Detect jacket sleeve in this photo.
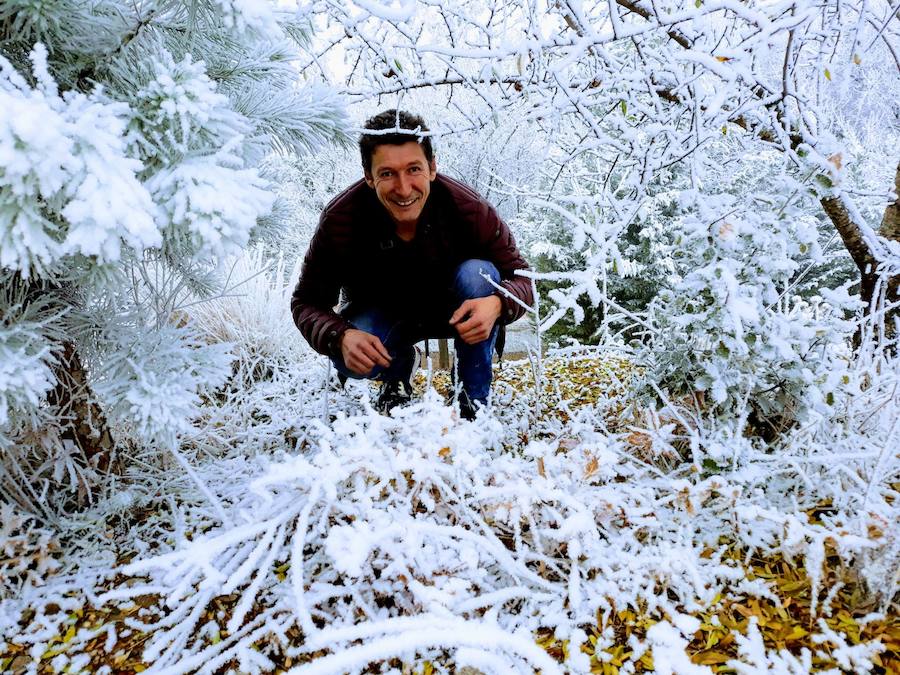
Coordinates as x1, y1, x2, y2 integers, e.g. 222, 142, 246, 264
476, 202, 534, 324
290, 214, 353, 356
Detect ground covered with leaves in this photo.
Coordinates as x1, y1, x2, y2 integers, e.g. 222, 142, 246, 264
2, 352, 897, 674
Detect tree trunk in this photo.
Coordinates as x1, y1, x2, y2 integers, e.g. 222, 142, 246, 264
45, 341, 116, 472
880, 162, 900, 317
821, 161, 900, 345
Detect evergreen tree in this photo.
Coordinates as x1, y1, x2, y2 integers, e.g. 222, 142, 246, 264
0, 0, 349, 518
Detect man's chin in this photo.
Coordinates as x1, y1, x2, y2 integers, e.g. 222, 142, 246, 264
389, 208, 422, 227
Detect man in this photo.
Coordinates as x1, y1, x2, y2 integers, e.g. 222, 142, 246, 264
291, 110, 533, 419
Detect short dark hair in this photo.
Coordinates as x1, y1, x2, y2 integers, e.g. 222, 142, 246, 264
359, 109, 434, 174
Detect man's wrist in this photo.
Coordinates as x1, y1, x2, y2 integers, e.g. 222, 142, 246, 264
329, 325, 349, 356
489, 293, 503, 319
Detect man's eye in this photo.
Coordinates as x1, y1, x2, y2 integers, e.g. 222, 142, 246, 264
380, 171, 393, 178
409, 166, 421, 173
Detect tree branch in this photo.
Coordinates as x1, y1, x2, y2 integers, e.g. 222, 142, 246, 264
820, 195, 876, 276
880, 161, 900, 242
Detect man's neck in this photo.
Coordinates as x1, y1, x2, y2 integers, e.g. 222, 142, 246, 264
395, 222, 416, 242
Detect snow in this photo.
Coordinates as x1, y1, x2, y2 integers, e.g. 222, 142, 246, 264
2, 0, 899, 672
0, 46, 160, 276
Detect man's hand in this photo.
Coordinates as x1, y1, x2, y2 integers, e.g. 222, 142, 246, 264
340, 328, 392, 375
449, 295, 503, 345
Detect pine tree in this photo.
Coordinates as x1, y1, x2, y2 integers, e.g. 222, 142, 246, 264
0, 0, 349, 517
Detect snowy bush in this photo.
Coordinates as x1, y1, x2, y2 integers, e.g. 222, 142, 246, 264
89, 324, 234, 447
187, 249, 304, 378
0, 45, 159, 277
636, 188, 858, 429
99, 398, 736, 671
0, 0, 348, 517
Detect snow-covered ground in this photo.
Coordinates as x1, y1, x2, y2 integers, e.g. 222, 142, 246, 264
2, 0, 899, 672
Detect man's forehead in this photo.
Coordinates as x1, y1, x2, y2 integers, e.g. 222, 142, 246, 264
370, 142, 430, 166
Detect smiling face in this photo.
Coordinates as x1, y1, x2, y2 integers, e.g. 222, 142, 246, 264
365, 141, 437, 230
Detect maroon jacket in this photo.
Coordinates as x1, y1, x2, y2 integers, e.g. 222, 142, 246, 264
291, 174, 533, 356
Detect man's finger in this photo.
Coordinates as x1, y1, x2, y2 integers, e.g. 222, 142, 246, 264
457, 324, 477, 342
363, 344, 391, 368
461, 332, 483, 345
351, 353, 374, 375
449, 300, 473, 325
369, 337, 392, 363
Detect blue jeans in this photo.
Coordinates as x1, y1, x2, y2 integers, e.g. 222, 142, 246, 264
331, 259, 501, 404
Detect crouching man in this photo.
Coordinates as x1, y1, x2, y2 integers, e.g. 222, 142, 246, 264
290, 110, 533, 419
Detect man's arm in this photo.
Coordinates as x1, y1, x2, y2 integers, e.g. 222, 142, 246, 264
476, 203, 534, 324
290, 216, 353, 356
449, 295, 502, 345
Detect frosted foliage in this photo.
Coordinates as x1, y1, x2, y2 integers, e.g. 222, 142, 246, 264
82, 379, 894, 672
148, 148, 274, 260
91, 325, 234, 445
0, 282, 63, 443
110, 401, 742, 671
0, 503, 60, 595
0, 45, 160, 276
130, 51, 250, 164
187, 249, 304, 376
636, 188, 853, 422
0, 322, 55, 429
214, 0, 280, 35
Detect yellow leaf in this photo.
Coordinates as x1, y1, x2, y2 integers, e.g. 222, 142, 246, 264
438, 446, 451, 458
824, 68, 831, 80
788, 625, 809, 640
41, 645, 66, 660
696, 650, 732, 665
715, 55, 730, 62
584, 455, 599, 479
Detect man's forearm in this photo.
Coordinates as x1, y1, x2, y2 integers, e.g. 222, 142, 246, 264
290, 297, 352, 356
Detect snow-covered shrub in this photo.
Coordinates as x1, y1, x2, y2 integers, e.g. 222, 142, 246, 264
90, 397, 755, 672
89, 324, 234, 447
0, 0, 348, 516
186, 249, 304, 381
0, 46, 159, 277
635, 187, 857, 431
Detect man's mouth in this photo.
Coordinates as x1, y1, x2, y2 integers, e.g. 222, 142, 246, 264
392, 196, 419, 208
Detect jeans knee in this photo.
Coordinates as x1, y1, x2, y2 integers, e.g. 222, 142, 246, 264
453, 259, 500, 299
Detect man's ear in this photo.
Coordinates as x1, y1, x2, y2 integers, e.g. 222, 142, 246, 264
364, 171, 375, 188
429, 158, 437, 180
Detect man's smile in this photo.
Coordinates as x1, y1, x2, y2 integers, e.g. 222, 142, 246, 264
392, 196, 420, 207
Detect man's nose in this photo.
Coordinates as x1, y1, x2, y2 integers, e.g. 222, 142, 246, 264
395, 174, 412, 195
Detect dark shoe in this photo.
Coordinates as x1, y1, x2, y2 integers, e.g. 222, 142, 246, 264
444, 386, 482, 421
375, 378, 413, 412
374, 346, 420, 413
457, 389, 478, 421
